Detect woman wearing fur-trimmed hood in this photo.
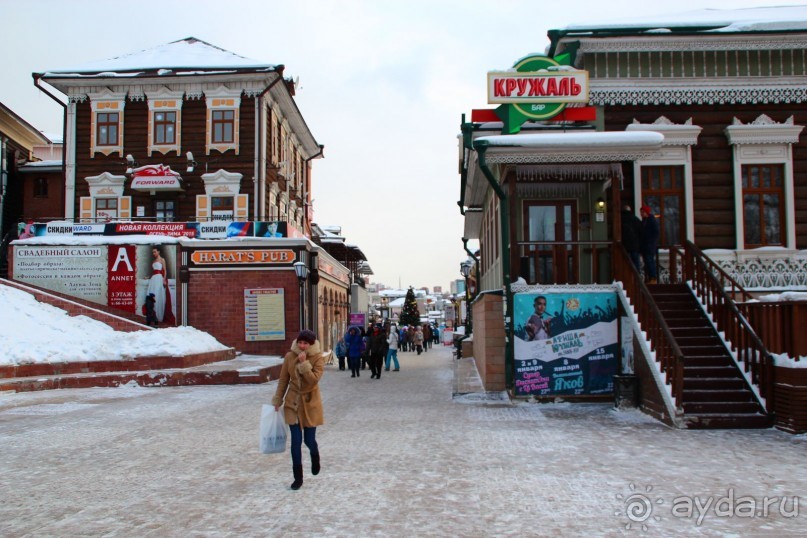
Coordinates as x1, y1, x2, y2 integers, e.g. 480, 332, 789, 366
272, 330, 325, 490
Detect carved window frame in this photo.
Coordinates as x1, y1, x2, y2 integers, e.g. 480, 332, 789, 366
626, 117, 701, 244
147, 88, 184, 157
725, 115, 804, 250
205, 86, 241, 155
88, 89, 127, 157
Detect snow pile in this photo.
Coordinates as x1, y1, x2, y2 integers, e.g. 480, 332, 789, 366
773, 353, 807, 369
756, 291, 807, 302
0, 284, 228, 366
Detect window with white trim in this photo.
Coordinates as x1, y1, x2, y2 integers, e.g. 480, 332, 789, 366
205, 86, 241, 155
146, 89, 184, 156
88, 89, 126, 157
724, 115, 803, 250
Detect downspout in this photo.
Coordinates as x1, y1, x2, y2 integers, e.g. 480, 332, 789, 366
474, 140, 514, 390
33, 74, 69, 218
304, 144, 325, 235
255, 67, 285, 220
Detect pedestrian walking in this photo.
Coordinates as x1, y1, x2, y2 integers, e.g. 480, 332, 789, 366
335, 337, 347, 371
414, 326, 424, 355
422, 324, 432, 351
407, 326, 416, 352
361, 327, 369, 370
368, 324, 387, 379
640, 204, 660, 284
621, 204, 643, 271
344, 326, 364, 378
386, 325, 400, 371
399, 326, 408, 353
271, 330, 324, 491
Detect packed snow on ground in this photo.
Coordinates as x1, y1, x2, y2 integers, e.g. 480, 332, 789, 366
0, 284, 228, 365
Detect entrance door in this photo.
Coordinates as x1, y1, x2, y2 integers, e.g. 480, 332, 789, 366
523, 201, 578, 284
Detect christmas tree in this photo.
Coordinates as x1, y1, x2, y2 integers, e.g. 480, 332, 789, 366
399, 287, 421, 326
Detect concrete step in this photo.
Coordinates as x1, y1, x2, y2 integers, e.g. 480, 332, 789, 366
0, 355, 282, 393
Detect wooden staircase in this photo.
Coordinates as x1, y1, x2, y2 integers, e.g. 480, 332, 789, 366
648, 283, 772, 429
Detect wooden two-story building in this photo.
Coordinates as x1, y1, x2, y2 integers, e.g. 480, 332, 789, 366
34, 36, 322, 232
461, 6, 807, 431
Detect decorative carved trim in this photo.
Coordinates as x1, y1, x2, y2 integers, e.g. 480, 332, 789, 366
516, 182, 587, 198
576, 37, 807, 53
590, 84, 807, 106
659, 250, 807, 289
516, 163, 620, 182
626, 117, 702, 146
200, 169, 243, 196
725, 115, 804, 145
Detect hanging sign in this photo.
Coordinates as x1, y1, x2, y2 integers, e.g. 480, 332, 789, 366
130, 164, 183, 191
487, 53, 589, 134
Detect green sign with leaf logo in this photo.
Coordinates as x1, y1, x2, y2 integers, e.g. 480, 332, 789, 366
487, 52, 587, 134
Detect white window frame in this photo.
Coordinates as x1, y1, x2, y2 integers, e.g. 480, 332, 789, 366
205, 86, 241, 155
88, 89, 127, 157
626, 117, 701, 244
146, 88, 184, 156
724, 115, 803, 250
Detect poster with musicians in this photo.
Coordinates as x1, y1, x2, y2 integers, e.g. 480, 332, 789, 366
513, 291, 618, 397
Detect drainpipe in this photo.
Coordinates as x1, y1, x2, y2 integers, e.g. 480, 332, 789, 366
304, 144, 325, 235
255, 67, 285, 220
33, 74, 68, 218
474, 140, 515, 390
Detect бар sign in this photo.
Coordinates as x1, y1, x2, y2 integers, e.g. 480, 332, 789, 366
487, 53, 589, 134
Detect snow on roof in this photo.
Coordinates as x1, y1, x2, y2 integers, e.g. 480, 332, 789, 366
475, 131, 664, 149
42, 37, 277, 76
40, 132, 63, 144
560, 6, 807, 34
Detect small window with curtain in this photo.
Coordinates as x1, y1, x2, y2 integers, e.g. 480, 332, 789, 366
95, 198, 118, 221
742, 164, 784, 247
154, 111, 176, 145
97, 112, 119, 146
155, 200, 176, 222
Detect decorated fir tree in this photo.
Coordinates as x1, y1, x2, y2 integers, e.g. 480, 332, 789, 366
399, 287, 421, 326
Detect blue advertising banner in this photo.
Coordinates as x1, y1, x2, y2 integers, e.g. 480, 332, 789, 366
513, 291, 618, 397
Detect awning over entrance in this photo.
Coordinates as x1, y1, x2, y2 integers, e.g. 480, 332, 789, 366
129, 164, 183, 191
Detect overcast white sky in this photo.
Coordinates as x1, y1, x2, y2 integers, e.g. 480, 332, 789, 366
2, 0, 802, 291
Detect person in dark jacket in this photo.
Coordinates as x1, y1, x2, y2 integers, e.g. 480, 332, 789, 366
367, 324, 387, 379
344, 326, 364, 378
621, 204, 643, 271
640, 204, 660, 283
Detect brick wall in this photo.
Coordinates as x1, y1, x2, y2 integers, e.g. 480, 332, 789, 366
186, 269, 300, 355
471, 292, 506, 391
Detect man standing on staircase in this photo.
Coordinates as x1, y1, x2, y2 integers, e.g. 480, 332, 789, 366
640, 205, 660, 284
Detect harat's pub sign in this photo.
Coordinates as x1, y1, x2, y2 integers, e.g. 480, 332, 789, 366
487, 53, 589, 133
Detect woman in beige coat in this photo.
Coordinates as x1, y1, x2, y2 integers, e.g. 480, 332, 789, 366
272, 330, 325, 490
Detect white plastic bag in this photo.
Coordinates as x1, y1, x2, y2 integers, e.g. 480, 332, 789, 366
259, 404, 287, 454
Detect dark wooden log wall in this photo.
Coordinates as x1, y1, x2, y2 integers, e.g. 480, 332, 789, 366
605, 104, 807, 250
74, 95, 257, 221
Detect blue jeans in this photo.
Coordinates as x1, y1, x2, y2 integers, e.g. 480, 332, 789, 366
289, 423, 318, 467
385, 349, 399, 370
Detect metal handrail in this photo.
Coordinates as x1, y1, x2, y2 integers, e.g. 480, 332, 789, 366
673, 241, 775, 413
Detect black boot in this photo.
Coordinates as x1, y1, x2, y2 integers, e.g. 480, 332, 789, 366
291, 464, 303, 490
311, 451, 320, 475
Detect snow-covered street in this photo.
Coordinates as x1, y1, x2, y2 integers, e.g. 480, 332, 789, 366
1, 343, 805, 537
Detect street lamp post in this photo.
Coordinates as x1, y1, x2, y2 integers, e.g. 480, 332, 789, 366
460, 260, 473, 334
293, 261, 309, 330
